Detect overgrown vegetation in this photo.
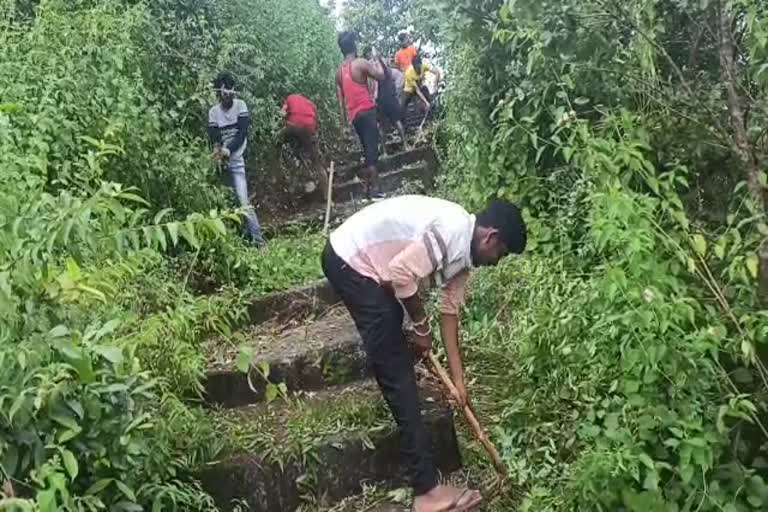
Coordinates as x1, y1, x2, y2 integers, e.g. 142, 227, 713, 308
5, 0, 768, 509
432, 0, 768, 510
0, 0, 335, 509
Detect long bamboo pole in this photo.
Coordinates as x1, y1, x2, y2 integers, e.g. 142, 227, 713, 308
323, 161, 335, 236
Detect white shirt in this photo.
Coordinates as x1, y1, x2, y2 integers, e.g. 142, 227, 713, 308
208, 99, 249, 168
330, 195, 475, 313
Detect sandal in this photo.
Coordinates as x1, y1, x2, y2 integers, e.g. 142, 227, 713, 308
411, 489, 483, 512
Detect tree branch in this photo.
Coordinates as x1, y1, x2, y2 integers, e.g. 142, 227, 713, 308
719, 0, 768, 300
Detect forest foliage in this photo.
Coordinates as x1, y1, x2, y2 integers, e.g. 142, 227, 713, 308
0, 0, 336, 509
432, 0, 768, 510
4, 0, 768, 510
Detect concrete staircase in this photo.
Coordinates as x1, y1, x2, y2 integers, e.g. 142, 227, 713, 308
198, 138, 466, 511
198, 287, 462, 511
264, 145, 440, 237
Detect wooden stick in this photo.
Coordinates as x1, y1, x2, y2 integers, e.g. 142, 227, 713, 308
323, 161, 335, 236
427, 353, 508, 477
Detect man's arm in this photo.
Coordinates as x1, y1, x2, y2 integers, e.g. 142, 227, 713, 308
225, 113, 249, 154
439, 269, 470, 406
389, 240, 439, 355
207, 108, 222, 146
336, 72, 347, 123
207, 124, 222, 145
364, 59, 386, 82
415, 86, 430, 109
440, 314, 465, 401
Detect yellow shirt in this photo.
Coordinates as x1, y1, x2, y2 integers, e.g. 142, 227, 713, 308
403, 61, 432, 93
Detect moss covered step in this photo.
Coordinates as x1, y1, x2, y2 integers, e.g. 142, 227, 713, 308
265, 184, 423, 237
335, 146, 439, 183
339, 140, 405, 166
203, 311, 369, 408
262, 195, 366, 237
246, 278, 338, 326
200, 379, 462, 512
333, 164, 433, 204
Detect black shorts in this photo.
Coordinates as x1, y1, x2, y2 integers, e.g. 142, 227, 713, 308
378, 94, 404, 124
352, 109, 379, 166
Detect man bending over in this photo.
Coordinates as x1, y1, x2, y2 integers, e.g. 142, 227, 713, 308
321, 195, 527, 512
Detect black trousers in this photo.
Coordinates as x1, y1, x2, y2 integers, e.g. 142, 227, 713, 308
352, 108, 379, 166
321, 242, 438, 495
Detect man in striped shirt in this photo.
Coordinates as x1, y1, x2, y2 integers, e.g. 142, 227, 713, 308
321, 195, 527, 511
208, 71, 266, 246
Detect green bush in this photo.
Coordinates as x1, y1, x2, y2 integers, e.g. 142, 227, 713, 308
0, 0, 342, 507
431, 0, 768, 509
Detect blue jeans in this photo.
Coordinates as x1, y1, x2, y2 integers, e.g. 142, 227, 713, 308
226, 165, 265, 245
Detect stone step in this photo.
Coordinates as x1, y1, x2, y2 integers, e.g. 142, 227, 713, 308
333, 164, 432, 204
262, 196, 366, 238
265, 185, 418, 238
203, 312, 368, 408
246, 279, 338, 326
340, 140, 405, 165
262, 147, 440, 236
336, 146, 439, 183
199, 379, 462, 512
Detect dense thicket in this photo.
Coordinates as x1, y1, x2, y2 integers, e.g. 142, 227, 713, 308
0, 0, 337, 509
433, 0, 768, 509
5, 0, 768, 509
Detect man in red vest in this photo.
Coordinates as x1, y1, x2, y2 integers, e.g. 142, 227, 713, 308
336, 31, 385, 199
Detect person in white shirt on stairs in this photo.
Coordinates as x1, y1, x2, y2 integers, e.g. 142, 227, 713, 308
322, 195, 527, 512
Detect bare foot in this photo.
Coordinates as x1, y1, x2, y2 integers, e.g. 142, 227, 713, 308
413, 485, 482, 512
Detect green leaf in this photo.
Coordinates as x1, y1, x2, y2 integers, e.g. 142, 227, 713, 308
154, 225, 167, 252
265, 383, 278, 403
93, 345, 124, 365
638, 453, 654, 469
715, 239, 725, 259
236, 346, 253, 373
167, 222, 180, 246
211, 218, 227, 235
115, 480, 137, 502
48, 325, 70, 338
153, 208, 173, 224
180, 222, 199, 248
77, 284, 106, 302
693, 234, 707, 257
52, 414, 80, 431
58, 429, 80, 443
680, 463, 694, 484
747, 254, 759, 279
118, 192, 150, 206
61, 449, 78, 481
66, 258, 82, 280
85, 478, 113, 495
642, 469, 658, 491
36, 489, 56, 512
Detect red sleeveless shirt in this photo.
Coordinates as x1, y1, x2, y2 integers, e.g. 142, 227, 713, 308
340, 60, 374, 123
